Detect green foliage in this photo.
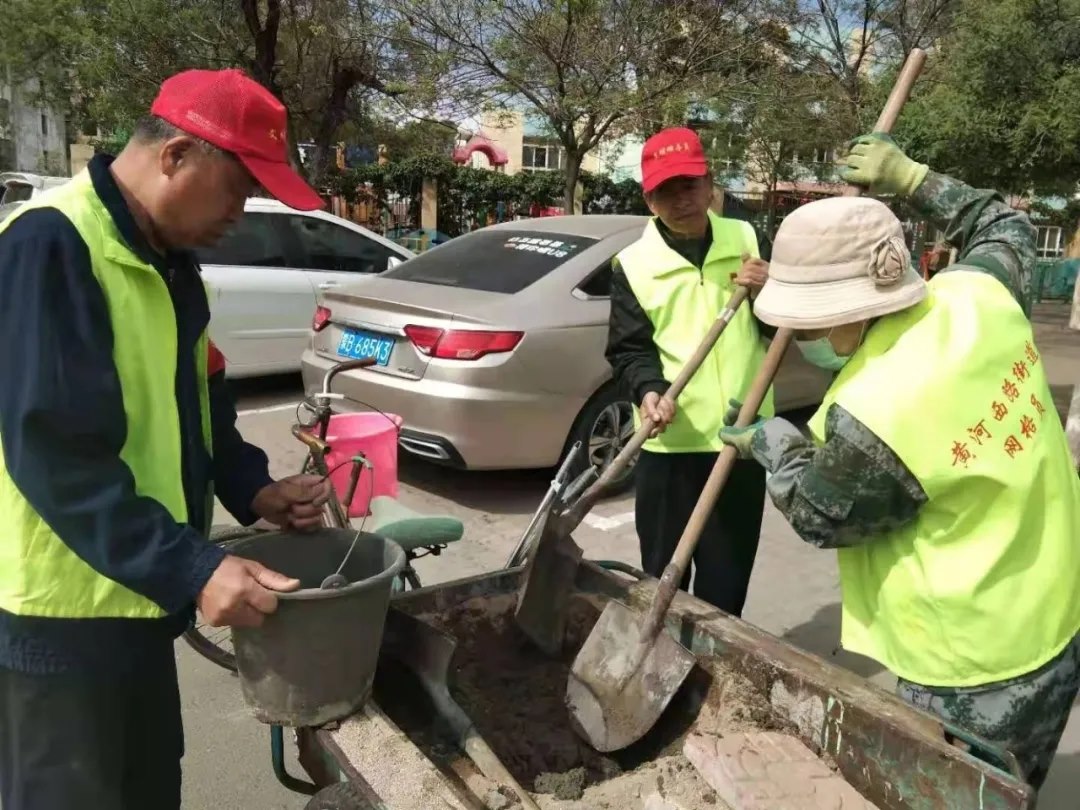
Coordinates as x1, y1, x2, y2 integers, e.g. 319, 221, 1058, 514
1, 0, 425, 182
699, 67, 854, 193
2, 0, 245, 132
891, 0, 1080, 195
392, 0, 772, 212
90, 129, 133, 157
329, 157, 646, 235
581, 174, 650, 216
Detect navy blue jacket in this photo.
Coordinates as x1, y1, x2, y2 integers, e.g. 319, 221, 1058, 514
0, 155, 273, 673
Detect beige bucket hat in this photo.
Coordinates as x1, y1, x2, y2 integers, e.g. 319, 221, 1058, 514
754, 196, 927, 330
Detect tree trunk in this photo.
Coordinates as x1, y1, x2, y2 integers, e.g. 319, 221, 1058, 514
240, 0, 283, 100
307, 66, 361, 189
565, 155, 583, 215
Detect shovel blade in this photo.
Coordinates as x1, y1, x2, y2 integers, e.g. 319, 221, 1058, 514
514, 523, 583, 656
566, 600, 695, 752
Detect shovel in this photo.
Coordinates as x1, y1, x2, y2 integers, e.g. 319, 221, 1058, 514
515, 285, 753, 655
566, 330, 791, 752
565, 48, 928, 753
504, 441, 582, 569
382, 609, 542, 810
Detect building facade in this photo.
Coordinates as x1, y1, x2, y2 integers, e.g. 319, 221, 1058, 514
0, 73, 68, 175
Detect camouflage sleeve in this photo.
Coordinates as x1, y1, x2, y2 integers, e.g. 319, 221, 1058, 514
747, 405, 928, 549
909, 171, 1035, 308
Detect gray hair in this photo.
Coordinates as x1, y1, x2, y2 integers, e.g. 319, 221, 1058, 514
132, 115, 223, 155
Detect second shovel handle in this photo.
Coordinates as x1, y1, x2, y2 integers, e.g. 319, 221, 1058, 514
641, 328, 794, 641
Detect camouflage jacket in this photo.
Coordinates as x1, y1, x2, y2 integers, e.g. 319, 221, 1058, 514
749, 171, 1036, 549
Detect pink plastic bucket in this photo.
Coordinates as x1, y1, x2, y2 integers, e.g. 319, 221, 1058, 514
323, 412, 403, 517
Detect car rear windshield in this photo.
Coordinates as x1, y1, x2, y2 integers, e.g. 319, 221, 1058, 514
382, 230, 596, 294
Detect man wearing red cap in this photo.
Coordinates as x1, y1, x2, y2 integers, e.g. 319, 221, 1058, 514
606, 127, 772, 616
0, 69, 330, 809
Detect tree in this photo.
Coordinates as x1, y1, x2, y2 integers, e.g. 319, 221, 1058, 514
702, 65, 852, 235
390, 0, 774, 213
889, 0, 1080, 195
1, 0, 416, 186
789, 0, 959, 127
1, 0, 244, 131
272, 0, 415, 186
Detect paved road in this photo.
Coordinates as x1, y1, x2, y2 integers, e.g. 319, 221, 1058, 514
179, 372, 1079, 810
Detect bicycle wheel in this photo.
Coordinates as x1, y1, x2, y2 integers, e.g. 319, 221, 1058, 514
181, 524, 267, 672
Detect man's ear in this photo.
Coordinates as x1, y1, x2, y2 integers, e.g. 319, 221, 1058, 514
159, 136, 199, 177
643, 190, 658, 217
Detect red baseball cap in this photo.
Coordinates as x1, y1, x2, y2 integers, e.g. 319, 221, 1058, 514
640, 127, 709, 193
151, 68, 324, 211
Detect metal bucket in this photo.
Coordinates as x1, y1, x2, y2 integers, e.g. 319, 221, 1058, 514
228, 528, 406, 727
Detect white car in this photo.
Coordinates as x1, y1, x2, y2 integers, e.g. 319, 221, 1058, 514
0, 172, 70, 221
196, 198, 414, 378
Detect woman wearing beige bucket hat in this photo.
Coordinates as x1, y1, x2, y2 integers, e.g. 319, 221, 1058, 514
719, 133, 1080, 789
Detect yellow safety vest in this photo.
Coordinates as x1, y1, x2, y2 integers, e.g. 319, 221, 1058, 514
0, 171, 213, 619
808, 270, 1080, 687
619, 212, 774, 453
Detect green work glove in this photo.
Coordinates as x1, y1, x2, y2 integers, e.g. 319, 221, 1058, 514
840, 133, 929, 198
722, 398, 763, 428
719, 400, 765, 460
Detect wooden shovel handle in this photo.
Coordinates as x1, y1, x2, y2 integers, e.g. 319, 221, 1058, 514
845, 47, 927, 198
638, 328, 794, 642
873, 49, 927, 134
564, 286, 751, 526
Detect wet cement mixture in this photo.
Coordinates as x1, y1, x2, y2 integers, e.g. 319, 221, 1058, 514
374, 593, 790, 809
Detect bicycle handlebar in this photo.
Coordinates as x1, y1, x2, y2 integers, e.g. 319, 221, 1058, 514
292, 425, 331, 456
322, 358, 377, 394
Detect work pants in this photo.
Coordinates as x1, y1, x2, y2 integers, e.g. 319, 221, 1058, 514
0, 643, 183, 810
897, 633, 1080, 789
635, 449, 766, 617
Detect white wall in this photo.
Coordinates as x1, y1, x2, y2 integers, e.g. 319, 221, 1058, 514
1, 75, 68, 174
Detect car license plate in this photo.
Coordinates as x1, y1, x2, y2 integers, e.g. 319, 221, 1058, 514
337, 329, 394, 366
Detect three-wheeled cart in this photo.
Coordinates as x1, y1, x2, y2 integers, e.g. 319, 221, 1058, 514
270, 562, 1035, 810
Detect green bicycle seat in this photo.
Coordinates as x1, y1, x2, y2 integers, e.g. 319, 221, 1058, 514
367, 496, 465, 552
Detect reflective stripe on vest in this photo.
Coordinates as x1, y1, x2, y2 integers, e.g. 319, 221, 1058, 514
0, 171, 213, 619
808, 271, 1080, 687
619, 212, 773, 453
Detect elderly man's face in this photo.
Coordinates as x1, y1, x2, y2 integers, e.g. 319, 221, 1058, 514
644, 175, 713, 237
154, 137, 257, 249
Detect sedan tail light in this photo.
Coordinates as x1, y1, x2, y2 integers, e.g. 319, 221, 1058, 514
403, 325, 524, 360
312, 305, 332, 332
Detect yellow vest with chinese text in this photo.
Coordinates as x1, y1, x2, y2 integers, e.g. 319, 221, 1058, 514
0, 171, 213, 619
619, 213, 774, 453
808, 270, 1080, 687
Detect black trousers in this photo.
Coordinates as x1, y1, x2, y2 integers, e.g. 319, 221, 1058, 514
635, 450, 766, 617
0, 644, 183, 810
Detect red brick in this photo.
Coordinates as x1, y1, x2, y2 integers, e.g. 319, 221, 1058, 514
684, 732, 881, 810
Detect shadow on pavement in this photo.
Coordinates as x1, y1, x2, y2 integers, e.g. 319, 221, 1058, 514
397, 453, 557, 516
781, 602, 887, 681
1039, 751, 1080, 809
